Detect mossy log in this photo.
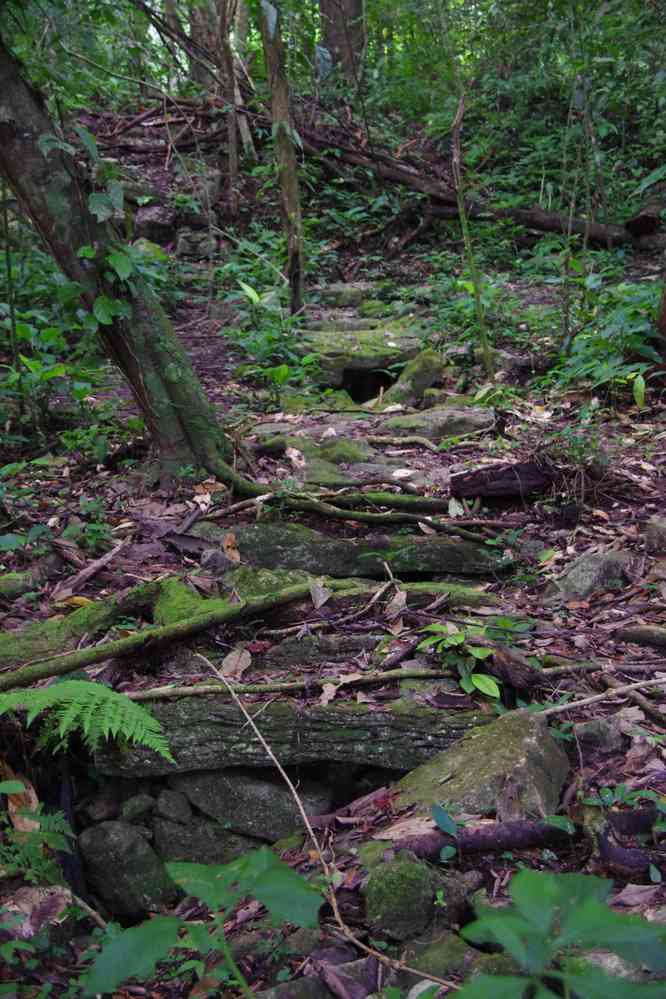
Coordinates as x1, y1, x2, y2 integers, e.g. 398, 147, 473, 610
94, 698, 488, 777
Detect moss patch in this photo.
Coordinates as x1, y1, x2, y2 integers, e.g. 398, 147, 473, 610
364, 855, 435, 940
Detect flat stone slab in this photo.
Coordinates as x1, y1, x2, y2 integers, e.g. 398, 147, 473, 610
193, 522, 513, 578
397, 712, 569, 819
380, 406, 495, 442
301, 326, 424, 385
94, 699, 488, 777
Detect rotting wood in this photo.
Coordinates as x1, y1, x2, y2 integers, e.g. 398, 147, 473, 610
450, 460, 559, 499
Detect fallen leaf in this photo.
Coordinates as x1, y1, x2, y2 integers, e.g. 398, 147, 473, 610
310, 578, 332, 609
387, 618, 405, 636
220, 647, 251, 680
391, 468, 415, 480
320, 683, 338, 706
285, 446, 306, 469
222, 532, 241, 563
384, 589, 407, 620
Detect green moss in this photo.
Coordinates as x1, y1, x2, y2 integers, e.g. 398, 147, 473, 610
364, 855, 435, 940
381, 349, 445, 406
357, 840, 391, 870
272, 832, 306, 853
220, 566, 311, 599
0, 571, 33, 600
153, 578, 206, 625
318, 439, 372, 463
401, 932, 477, 979
359, 298, 389, 318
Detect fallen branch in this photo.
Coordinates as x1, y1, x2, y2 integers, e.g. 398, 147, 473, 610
0, 582, 356, 692
392, 819, 572, 860
541, 677, 666, 717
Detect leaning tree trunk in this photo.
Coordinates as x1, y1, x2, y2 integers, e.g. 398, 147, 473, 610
258, 0, 304, 314
0, 35, 235, 484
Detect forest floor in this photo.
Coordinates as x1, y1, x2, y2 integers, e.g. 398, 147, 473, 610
1, 105, 666, 997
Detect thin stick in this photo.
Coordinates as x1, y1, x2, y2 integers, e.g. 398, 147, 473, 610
541, 677, 666, 717
196, 654, 459, 991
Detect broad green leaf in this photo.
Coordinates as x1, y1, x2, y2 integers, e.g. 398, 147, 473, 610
88, 192, 114, 222
238, 279, 261, 304
74, 125, 99, 162
471, 672, 501, 697
107, 251, 133, 280
0, 534, 26, 551
467, 646, 493, 660
0, 780, 26, 794
235, 848, 322, 927
77, 245, 96, 259
455, 974, 533, 998
633, 373, 646, 410
564, 970, 666, 998
108, 181, 124, 212
542, 815, 575, 835
432, 803, 458, 837
82, 916, 181, 995
93, 296, 115, 325
167, 861, 240, 911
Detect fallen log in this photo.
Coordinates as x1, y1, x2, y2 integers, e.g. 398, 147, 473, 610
450, 460, 559, 499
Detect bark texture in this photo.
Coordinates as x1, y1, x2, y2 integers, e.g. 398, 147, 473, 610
320, 0, 365, 82
258, 1, 304, 313
0, 35, 231, 478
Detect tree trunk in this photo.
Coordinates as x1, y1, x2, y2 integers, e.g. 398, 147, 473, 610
218, 0, 240, 215
258, 0, 304, 314
0, 35, 232, 483
319, 0, 365, 83
189, 0, 218, 86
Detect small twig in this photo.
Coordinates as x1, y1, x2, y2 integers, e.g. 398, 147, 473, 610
194, 654, 459, 992
541, 677, 666, 717
601, 673, 666, 723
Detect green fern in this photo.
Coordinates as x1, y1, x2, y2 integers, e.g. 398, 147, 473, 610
0, 680, 174, 761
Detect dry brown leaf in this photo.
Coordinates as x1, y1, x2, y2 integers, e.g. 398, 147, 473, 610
222, 532, 241, 563
338, 672, 365, 686
384, 589, 407, 620
387, 618, 405, 636
377, 815, 435, 840
285, 446, 306, 469
310, 578, 332, 609
8, 776, 40, 835
220, 647, 251, 680
418, 521, 436, 535
319, 683, 338, 706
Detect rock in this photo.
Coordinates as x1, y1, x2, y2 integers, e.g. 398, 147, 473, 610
170, 769, 333, 840
359, 298, 390, 318
263, 633, 383, 670
377, 349, 446, 407
398, 930, 479, 986
121, 793, 156, 822
573, 716, 625, 753
254, 978, 331, 999
546, 550, 634, 603
134, 204, 176, 242
156, 789, 192, 824
381, 405, 495, 442
153, 817, 256, 864
301, 323, 424, 388
313, 282, 379, 307
193, 521, 513, 579
645, 515, 666, 554
175, 229, 220, 259
94, 699, 487, 777
397, 712, 569, 819
79, 821, 176, 917
364, 854, 435, 940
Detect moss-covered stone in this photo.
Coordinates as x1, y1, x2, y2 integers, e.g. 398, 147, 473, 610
193, 521, 512, 579
359, 298, 389, 318
379, 349, 445, 407
399, 930, 478, 982
318, 439, 373, 463
357, 840, 391, 869
0, 571, 34, 600
153, 578, 207, 624
364, 854, 435, 940
313, 281, 379, 307
219, 566, 311, 599
301, 324, 425, 387
0, 581, 160, 669
382, 406, 494, 442
397, 712, 569, 819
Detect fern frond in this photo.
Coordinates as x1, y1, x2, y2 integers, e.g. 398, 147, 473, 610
0, 681, 174, 762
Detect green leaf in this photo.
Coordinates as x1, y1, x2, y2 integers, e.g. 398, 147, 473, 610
633, 373, 646, 410
77, 245, 96, 259
471, 673, 501, 698
93, 296, 115, 325
108, 181, 124, 213
88, 193, 114, 222
542, 815, 575, 835
564, 970, 666, 998
439, 845, 457, 862
432, 803, 458, 837
167, 861, 240, 911
634, 164, 666, 196
467, 646, 493, 660
74, 125, 99, 162
238, 279, 261, 304
107, 251, 133, 280
0, 781, 26, 794
455, 974, 534, 998
82, 916, 181, 995
0, 534, 26, 551
236, 848, 322, 926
